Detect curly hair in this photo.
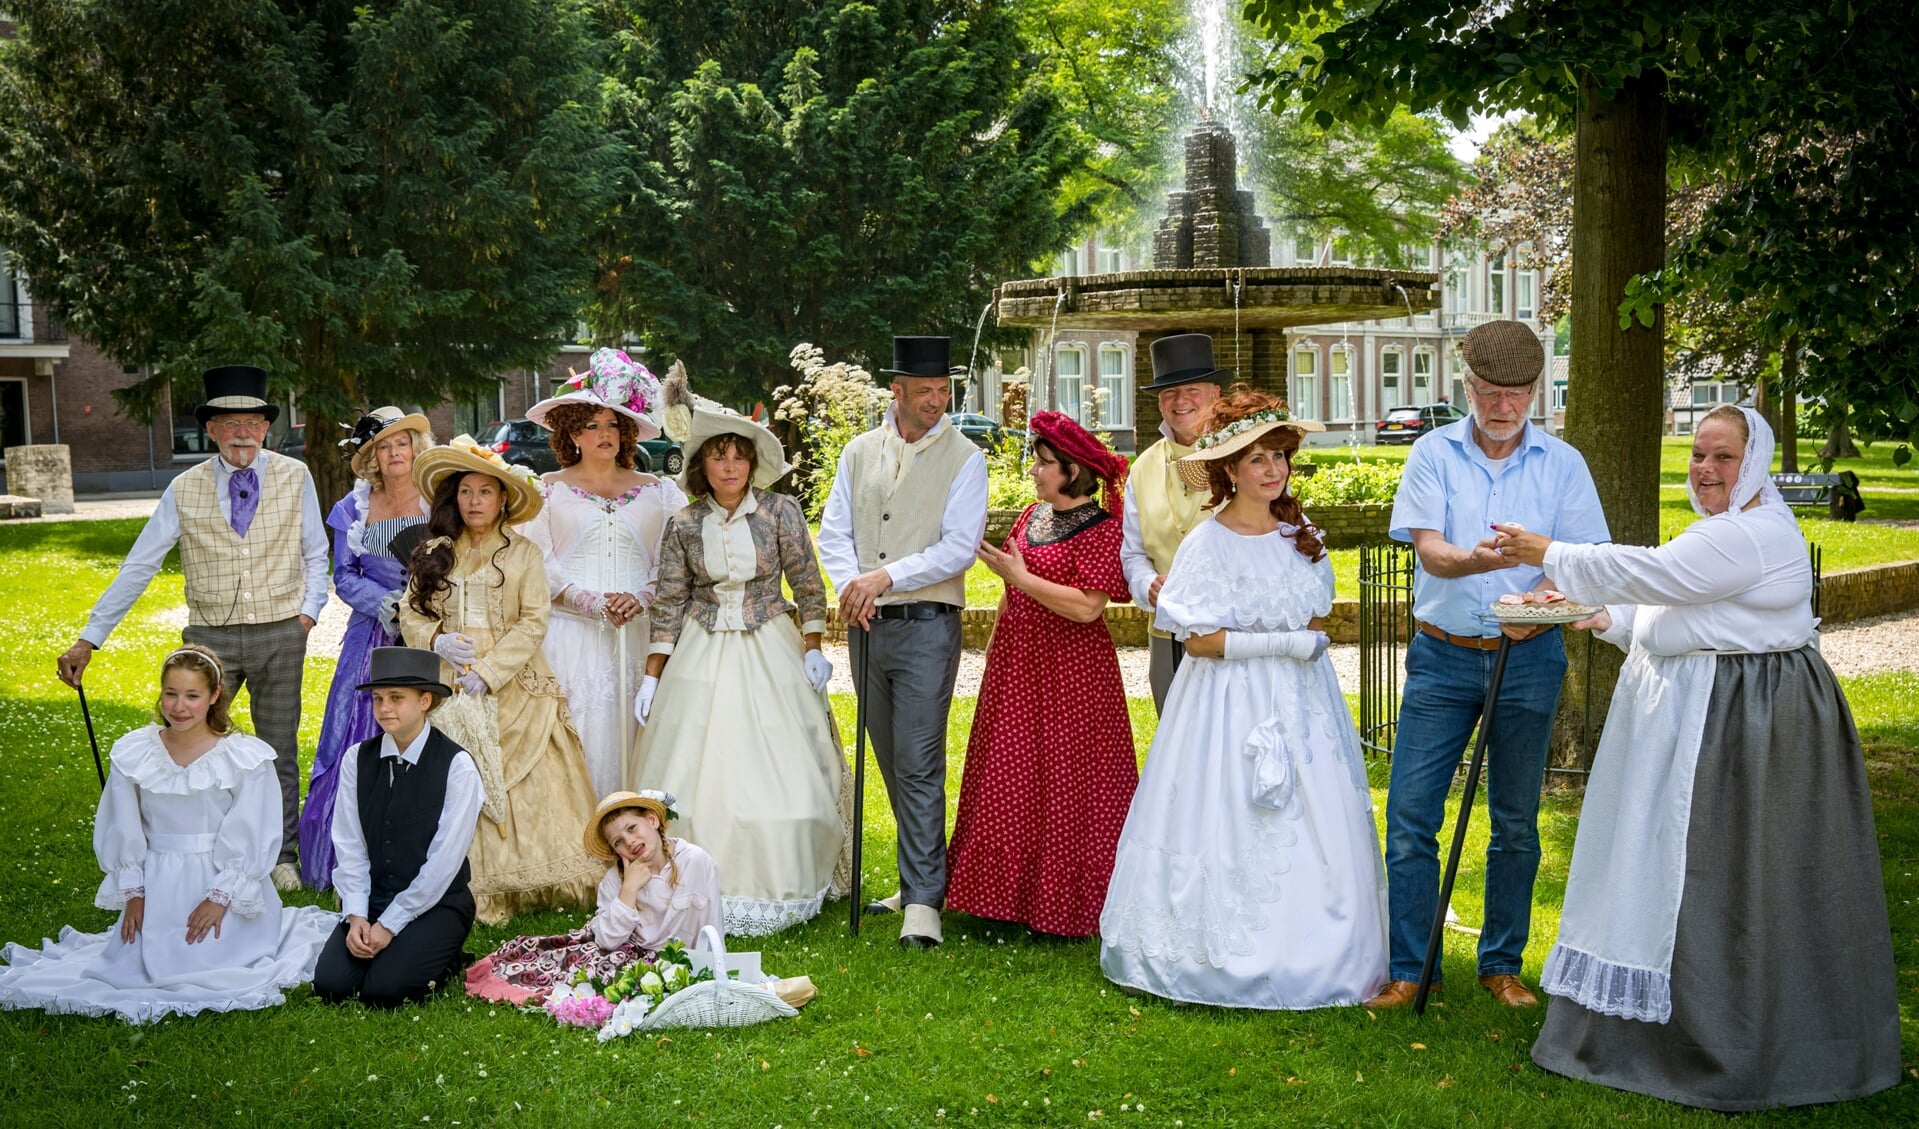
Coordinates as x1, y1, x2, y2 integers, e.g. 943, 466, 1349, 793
544, 402, 639, 469
406, 473, 517, 619
154, 644, 238, 735
1200, 386, 1326, 562
683, 433, 757, 499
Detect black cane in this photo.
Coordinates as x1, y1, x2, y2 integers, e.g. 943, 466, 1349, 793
849, 621, 871, 936
76, 684, 107, 789
1413, 633, 1514, 1015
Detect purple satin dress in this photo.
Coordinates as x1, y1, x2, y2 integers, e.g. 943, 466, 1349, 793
297, 486, 425, 888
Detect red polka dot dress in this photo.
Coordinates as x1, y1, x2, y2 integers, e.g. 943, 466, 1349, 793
946, 501, 1138, 937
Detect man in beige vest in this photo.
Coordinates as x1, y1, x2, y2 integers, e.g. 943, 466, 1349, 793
1120, 333, 1225, 711
817, 336, 987, 949
57, 365, 330, 892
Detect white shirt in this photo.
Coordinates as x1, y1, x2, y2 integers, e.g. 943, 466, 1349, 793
330, 723, 486, 935
815, 408, 989, 593
706, 489, 760, 632
81, 449, 331, 647
1119, 420, 1198, 611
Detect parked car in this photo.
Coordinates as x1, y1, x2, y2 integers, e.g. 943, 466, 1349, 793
486, 418, 682, 475
947, 412, 1024, 451
275, 423, 305, 461
1375, 403, 1466, 445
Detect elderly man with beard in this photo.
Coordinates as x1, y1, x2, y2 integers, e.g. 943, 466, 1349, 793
1364, 322, 1610, 1010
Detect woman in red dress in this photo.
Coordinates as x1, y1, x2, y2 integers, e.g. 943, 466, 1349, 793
947, 412, 1138, 937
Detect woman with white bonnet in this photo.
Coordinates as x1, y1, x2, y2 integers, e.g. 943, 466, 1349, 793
1492, 404, 1898, 1111
521, 348, 686, 796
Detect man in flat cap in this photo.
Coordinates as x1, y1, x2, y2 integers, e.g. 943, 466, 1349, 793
1366, 321, 1609, 1010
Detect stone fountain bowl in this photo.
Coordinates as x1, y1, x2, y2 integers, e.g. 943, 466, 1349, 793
997, 266, 1439, 331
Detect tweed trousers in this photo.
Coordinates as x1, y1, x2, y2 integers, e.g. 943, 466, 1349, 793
183, 616, 308, 865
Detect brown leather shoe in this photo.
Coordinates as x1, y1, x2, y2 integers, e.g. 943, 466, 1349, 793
1478, 974, 1539, 1007
1362, 980, 1435, 1008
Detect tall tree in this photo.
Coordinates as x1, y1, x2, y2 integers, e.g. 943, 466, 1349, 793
585, 0, 1089, 407
0, 0, 621, 504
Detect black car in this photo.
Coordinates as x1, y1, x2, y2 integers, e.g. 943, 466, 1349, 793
486, 419, 682, 475
947, 412, 1024, 451
1375, 403, 1466, 445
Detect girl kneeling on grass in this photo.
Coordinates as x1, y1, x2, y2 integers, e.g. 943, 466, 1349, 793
0, 646, 338, 1023
465, 790, 721, 1003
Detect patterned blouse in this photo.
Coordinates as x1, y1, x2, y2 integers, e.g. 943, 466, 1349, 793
648, 488, 829, 655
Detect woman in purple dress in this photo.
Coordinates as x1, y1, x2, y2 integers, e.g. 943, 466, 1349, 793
297, 408, 435, 888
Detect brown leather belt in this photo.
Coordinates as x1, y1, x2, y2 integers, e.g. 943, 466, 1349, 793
1417, 621, 1504, 652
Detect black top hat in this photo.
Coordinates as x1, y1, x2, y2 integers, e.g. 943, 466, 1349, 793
879, 336, 966, 379
1145, 334, 1229, 390
356, 647, 452, 698
195, 365, 281, 425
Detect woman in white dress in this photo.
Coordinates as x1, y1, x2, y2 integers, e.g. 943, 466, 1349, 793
1099, 389, 1388, 1008
630, 373, 849, 936
522, 348, 685, 796
0, 646, 337, 1023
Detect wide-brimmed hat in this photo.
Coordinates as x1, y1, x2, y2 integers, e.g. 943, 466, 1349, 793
1460, 321, 1546, 388
879, 336, 966, 380
1146, 334, 1229, 390
195, 365, 280, 424
681, 409, 790, 493
1027, 410, 1128, 510
355, 646, 452, 698
528, 348, 664, 440
584, 790, 679, 863
1175, 408, 1324, 491
412, 434, 545, 525
341, 405, 435, 481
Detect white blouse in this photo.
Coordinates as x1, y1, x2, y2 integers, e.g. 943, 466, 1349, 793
589, 839, 723, 950
702, 491, 761, 632
527, 479, 686, 614
1153, 516, 1335, 640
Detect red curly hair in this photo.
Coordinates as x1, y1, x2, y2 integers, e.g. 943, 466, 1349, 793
1201, 386, 1326, 562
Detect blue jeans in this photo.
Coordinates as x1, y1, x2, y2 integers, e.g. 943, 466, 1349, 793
1384, 628, 1565, 982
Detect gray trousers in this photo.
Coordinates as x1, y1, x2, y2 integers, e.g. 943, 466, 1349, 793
847, 613, 962, 909
1147, 633, 1184, 714
184, 617, 308, 865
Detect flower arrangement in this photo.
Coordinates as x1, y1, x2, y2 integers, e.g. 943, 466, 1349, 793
538, 939, 714, 1041
571, 347, 663, 420
1193, 407, 1295, 451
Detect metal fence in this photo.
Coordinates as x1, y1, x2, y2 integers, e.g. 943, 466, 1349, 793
1357, 540, 1417, 759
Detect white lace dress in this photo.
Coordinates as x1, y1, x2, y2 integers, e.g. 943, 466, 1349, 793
524, 478, 686, 796
1098, 516, 1389, 1008
0, 727, 339, 1023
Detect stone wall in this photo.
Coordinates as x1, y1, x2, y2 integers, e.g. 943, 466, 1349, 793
1819, 559, 1919, 625
1309, 503, 1393, 549
1, 444, 74, 513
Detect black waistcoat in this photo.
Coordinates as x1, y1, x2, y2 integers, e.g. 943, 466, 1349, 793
355, 727, 475, 925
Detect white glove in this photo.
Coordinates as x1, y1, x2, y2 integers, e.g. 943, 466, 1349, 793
377, 591, 402, 637
633, 675, 659, 723
563, 586, 606, 620
457, 670, 488, 696
803, 650, 833, 693
433, 632, 477, 667
1223, 629, 1330, 662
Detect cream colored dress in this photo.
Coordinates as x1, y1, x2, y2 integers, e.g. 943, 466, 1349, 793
401, 530, 602, 923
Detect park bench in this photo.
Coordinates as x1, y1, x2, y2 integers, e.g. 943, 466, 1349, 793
1771, 472, 1865, 521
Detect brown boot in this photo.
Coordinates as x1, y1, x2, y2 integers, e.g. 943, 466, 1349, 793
1362, 980, 1434, 1008
1478, 974, 1539, 1007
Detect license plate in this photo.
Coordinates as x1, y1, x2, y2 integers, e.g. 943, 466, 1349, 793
1387, 423, 1404, 430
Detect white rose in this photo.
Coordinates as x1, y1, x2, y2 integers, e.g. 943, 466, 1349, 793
639, 971, 664, 995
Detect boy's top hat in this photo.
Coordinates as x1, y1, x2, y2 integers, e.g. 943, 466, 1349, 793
356, 647, 452, 698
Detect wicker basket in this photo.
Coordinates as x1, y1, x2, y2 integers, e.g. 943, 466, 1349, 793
639, 926, 799, 1031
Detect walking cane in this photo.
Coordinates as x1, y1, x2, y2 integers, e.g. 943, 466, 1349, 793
76, 684, 107, 789
1413, 631, 1514, 1015
849, 621, 871, 936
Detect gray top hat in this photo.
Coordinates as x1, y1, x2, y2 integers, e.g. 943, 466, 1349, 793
356, 647, 452, 698
1146, 334, 1229, 389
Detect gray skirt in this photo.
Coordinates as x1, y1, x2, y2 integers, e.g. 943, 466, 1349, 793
1531, 646, 1901, 1111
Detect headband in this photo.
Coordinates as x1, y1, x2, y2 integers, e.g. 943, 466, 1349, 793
164, 647, 225, 685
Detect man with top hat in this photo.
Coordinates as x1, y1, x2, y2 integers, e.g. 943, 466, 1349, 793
1364, 321, 1610, 1010
314, 646, 483, 1009
57, 365, 329, 892
1119, 333, 1225, 711
816, 335, 987, 949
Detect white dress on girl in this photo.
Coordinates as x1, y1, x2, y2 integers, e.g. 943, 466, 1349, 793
524, 477, 686, 796
0, 727, 339, 1023
1098, 516, 1389, 1008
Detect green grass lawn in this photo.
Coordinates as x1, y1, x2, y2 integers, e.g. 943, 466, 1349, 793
0, 519, 1914, 1125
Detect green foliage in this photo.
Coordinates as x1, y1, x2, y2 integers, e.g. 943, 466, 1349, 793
985, 432, 1033, 511
1291, 459, 1401, 507
587, 0, 1089, 407
771, 343, 887, 521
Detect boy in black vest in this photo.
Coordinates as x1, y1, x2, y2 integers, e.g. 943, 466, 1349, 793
313, 647, 483, 1008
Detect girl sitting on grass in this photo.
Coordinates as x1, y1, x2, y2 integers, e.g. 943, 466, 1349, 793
464, 790, 721, 1004
0, 646, 337, 1023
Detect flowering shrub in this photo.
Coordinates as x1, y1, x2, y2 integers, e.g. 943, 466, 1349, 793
1291, 459, 1403, 508
773, 344, 888, 520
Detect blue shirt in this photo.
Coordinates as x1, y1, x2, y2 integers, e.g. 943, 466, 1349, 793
1389, 418, 1610, 637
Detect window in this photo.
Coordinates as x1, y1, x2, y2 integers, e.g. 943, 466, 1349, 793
1381, 348, 1404, 410
1444, 250, 1471, 315
1552, 381, 1568, 411
1292, 347, 1319, 420
1690, 382, 1731, 407
1096, 344, 1130, 428
1517, 269, 1538, 321
0, 248, 18, 338
453, 383, 506, 439
1097, 247, 1124, 273
1057, 249, 1080, 278
1293, 233, 1318, 266
1329, 346, 1354, 420
1488, 255, 1506, 315
1410, 243, 1435, 271
1412, 349, 1435, 405
0, 379, 28, 453
1055, 345, 1085, 421
1330, 237, 1355, 267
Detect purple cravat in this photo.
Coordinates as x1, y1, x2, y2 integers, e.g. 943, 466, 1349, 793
228, 466, 259, 537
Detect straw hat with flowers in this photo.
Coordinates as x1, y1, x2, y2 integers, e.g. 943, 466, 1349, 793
1175, 406, 1324, 492
411, 434, 545, 524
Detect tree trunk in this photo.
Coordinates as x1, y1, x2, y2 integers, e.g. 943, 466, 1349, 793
303, 415, 357, 536
1553, 71, 1668, 770
1778, 336, 1800, 472
1820, 399, 1862, 461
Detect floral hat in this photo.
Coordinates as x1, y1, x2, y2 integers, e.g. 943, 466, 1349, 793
528, 348, 664, 440
339, 405, 436, 482
411, 434, 545, 524
1174, 406, 1324, 492
585, 790, 679, 862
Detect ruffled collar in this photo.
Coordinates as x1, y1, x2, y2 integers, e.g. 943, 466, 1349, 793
112, 725, 275, 795
346, 478, 431, 557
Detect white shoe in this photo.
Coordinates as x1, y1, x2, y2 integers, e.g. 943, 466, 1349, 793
271, 862, 302, 892
900, 903, 943, 949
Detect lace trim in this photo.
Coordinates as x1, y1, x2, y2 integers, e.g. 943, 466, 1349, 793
1154, 527, 1328, 637
432, 692, 508, 825
1022, 502, 1110, 547
206, 888, 232, 907
122, 887, 145, 902
1540, 943, 1673, 1024
345, 480, 372, 557
722, 888, 832, 937
560, 480, 662, 513
111, 729, 275, 795
1100, 817, 1303, 968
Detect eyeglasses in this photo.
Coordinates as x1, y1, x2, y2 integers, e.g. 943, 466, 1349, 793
1467, 381, 1535, 405
208, 417, 270, 435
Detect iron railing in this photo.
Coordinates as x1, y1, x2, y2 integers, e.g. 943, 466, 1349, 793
1357, 540, 1417, 760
